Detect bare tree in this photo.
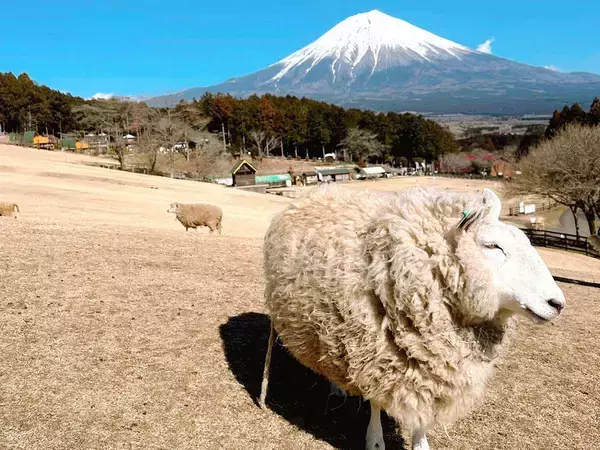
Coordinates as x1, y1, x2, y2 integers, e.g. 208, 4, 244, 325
193, 132, 229, 178
248, 129, 280, 157
111, 130, 127, 170
108, 104, 132, 170
248, 130, 265, 156
338, 127, 386, 162
137, 128, 160, 174
264, 135, 281, 157
504, 124, 600, 236
438, 153, 472, 174
135, 108, 191, 175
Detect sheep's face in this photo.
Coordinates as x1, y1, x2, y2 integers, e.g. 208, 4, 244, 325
457, 189, 566, 323
167, 203, 181, 214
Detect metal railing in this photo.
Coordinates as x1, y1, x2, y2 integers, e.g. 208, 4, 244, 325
520, 228, 600, 259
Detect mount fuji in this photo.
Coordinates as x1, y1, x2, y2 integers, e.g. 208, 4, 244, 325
148, 10, 600, 115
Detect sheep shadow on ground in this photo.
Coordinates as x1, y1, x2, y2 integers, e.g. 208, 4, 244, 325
219, 312, 405, 450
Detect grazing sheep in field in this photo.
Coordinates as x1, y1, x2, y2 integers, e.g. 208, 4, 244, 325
0, 202, 19, 219
260, 185, 565, 450
167, 202, 222, 234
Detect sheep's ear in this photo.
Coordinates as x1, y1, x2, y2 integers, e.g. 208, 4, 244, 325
481, 188, 501, 222
457, 189, 502, 232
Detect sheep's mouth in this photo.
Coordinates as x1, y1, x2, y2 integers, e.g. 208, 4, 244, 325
524, 308, 551, 324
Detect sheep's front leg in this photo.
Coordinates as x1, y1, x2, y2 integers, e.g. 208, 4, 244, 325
365, 402, 385, 450
412, 430, 429, 450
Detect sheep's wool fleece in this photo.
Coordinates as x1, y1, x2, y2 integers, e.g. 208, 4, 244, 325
0, 202, 18, 216
175, 204, 222, 229
263, 185, 516, 432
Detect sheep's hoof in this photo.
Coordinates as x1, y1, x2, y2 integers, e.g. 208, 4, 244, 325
365, 436, 385, 450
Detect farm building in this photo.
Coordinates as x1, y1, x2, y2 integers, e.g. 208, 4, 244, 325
316, 167, 352, 183
59, 133, 77, 150
33, 134, 58, 150
6, 130, 36, 146
8, 133, 23, 145
255, 174, 292, 188
84, 133, 109, 153
75, 140, 90, 151
231, 160, 258, 187
384, 167, 402, 177
23, 131, 36, 146
358, 166, 385, 179
302, 171, 318, 185
9, 131, 58, 150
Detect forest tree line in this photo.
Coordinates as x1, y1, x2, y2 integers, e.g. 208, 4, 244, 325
173, 93, 458, 163
2, 71, 599, 167
0, 72, 84, 133
0, 72, 458, 164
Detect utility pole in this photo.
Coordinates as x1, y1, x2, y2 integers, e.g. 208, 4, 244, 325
280, 139, 284, 158
185, 131, 189, 162
221, 122, 227, 153
28, 106, 32, 130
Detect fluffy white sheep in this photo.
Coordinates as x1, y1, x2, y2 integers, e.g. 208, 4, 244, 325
167, 202, 223, 234
260, 185, 565, 450
0, 202, 19, 219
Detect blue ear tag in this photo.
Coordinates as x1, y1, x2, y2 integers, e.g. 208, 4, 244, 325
457, 209, 471, 229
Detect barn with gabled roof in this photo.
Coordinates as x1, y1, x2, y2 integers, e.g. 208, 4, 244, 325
231, 160, 258, 187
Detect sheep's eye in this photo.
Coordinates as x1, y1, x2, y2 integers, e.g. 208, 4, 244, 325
484, 243, 505, 254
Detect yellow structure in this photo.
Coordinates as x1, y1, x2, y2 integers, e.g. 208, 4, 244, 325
75, 140, 90, 150
33, 135, 49, 146
32, 134, 57, 150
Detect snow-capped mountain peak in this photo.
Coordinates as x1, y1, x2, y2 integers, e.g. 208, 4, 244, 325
148, 10, 600, 115
271, 9, 472, 82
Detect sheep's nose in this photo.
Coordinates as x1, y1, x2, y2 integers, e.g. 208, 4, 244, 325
547, 298, 564, 314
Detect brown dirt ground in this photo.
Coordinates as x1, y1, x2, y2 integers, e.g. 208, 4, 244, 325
1, 144, 599, 450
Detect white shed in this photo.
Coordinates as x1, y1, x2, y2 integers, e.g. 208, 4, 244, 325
359, 166, 386, 179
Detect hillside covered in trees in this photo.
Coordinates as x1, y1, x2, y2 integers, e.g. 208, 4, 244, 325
513, 97, 600, 160
2, 71, 599, 169
0, 72, 84, 134
173, 93, 458, 163
0, 72, 458, 164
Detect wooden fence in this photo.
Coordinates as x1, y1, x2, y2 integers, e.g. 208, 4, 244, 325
520, 228, 600, 259
509, 200, 559, 216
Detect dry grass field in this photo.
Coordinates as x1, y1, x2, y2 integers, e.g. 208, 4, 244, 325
1, 144, 599, 450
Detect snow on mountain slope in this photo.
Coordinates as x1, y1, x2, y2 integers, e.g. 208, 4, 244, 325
147, 10, 600, 114
270, 10, 472, 83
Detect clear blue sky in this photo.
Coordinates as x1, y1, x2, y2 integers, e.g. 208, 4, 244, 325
2, 0, 598, 99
